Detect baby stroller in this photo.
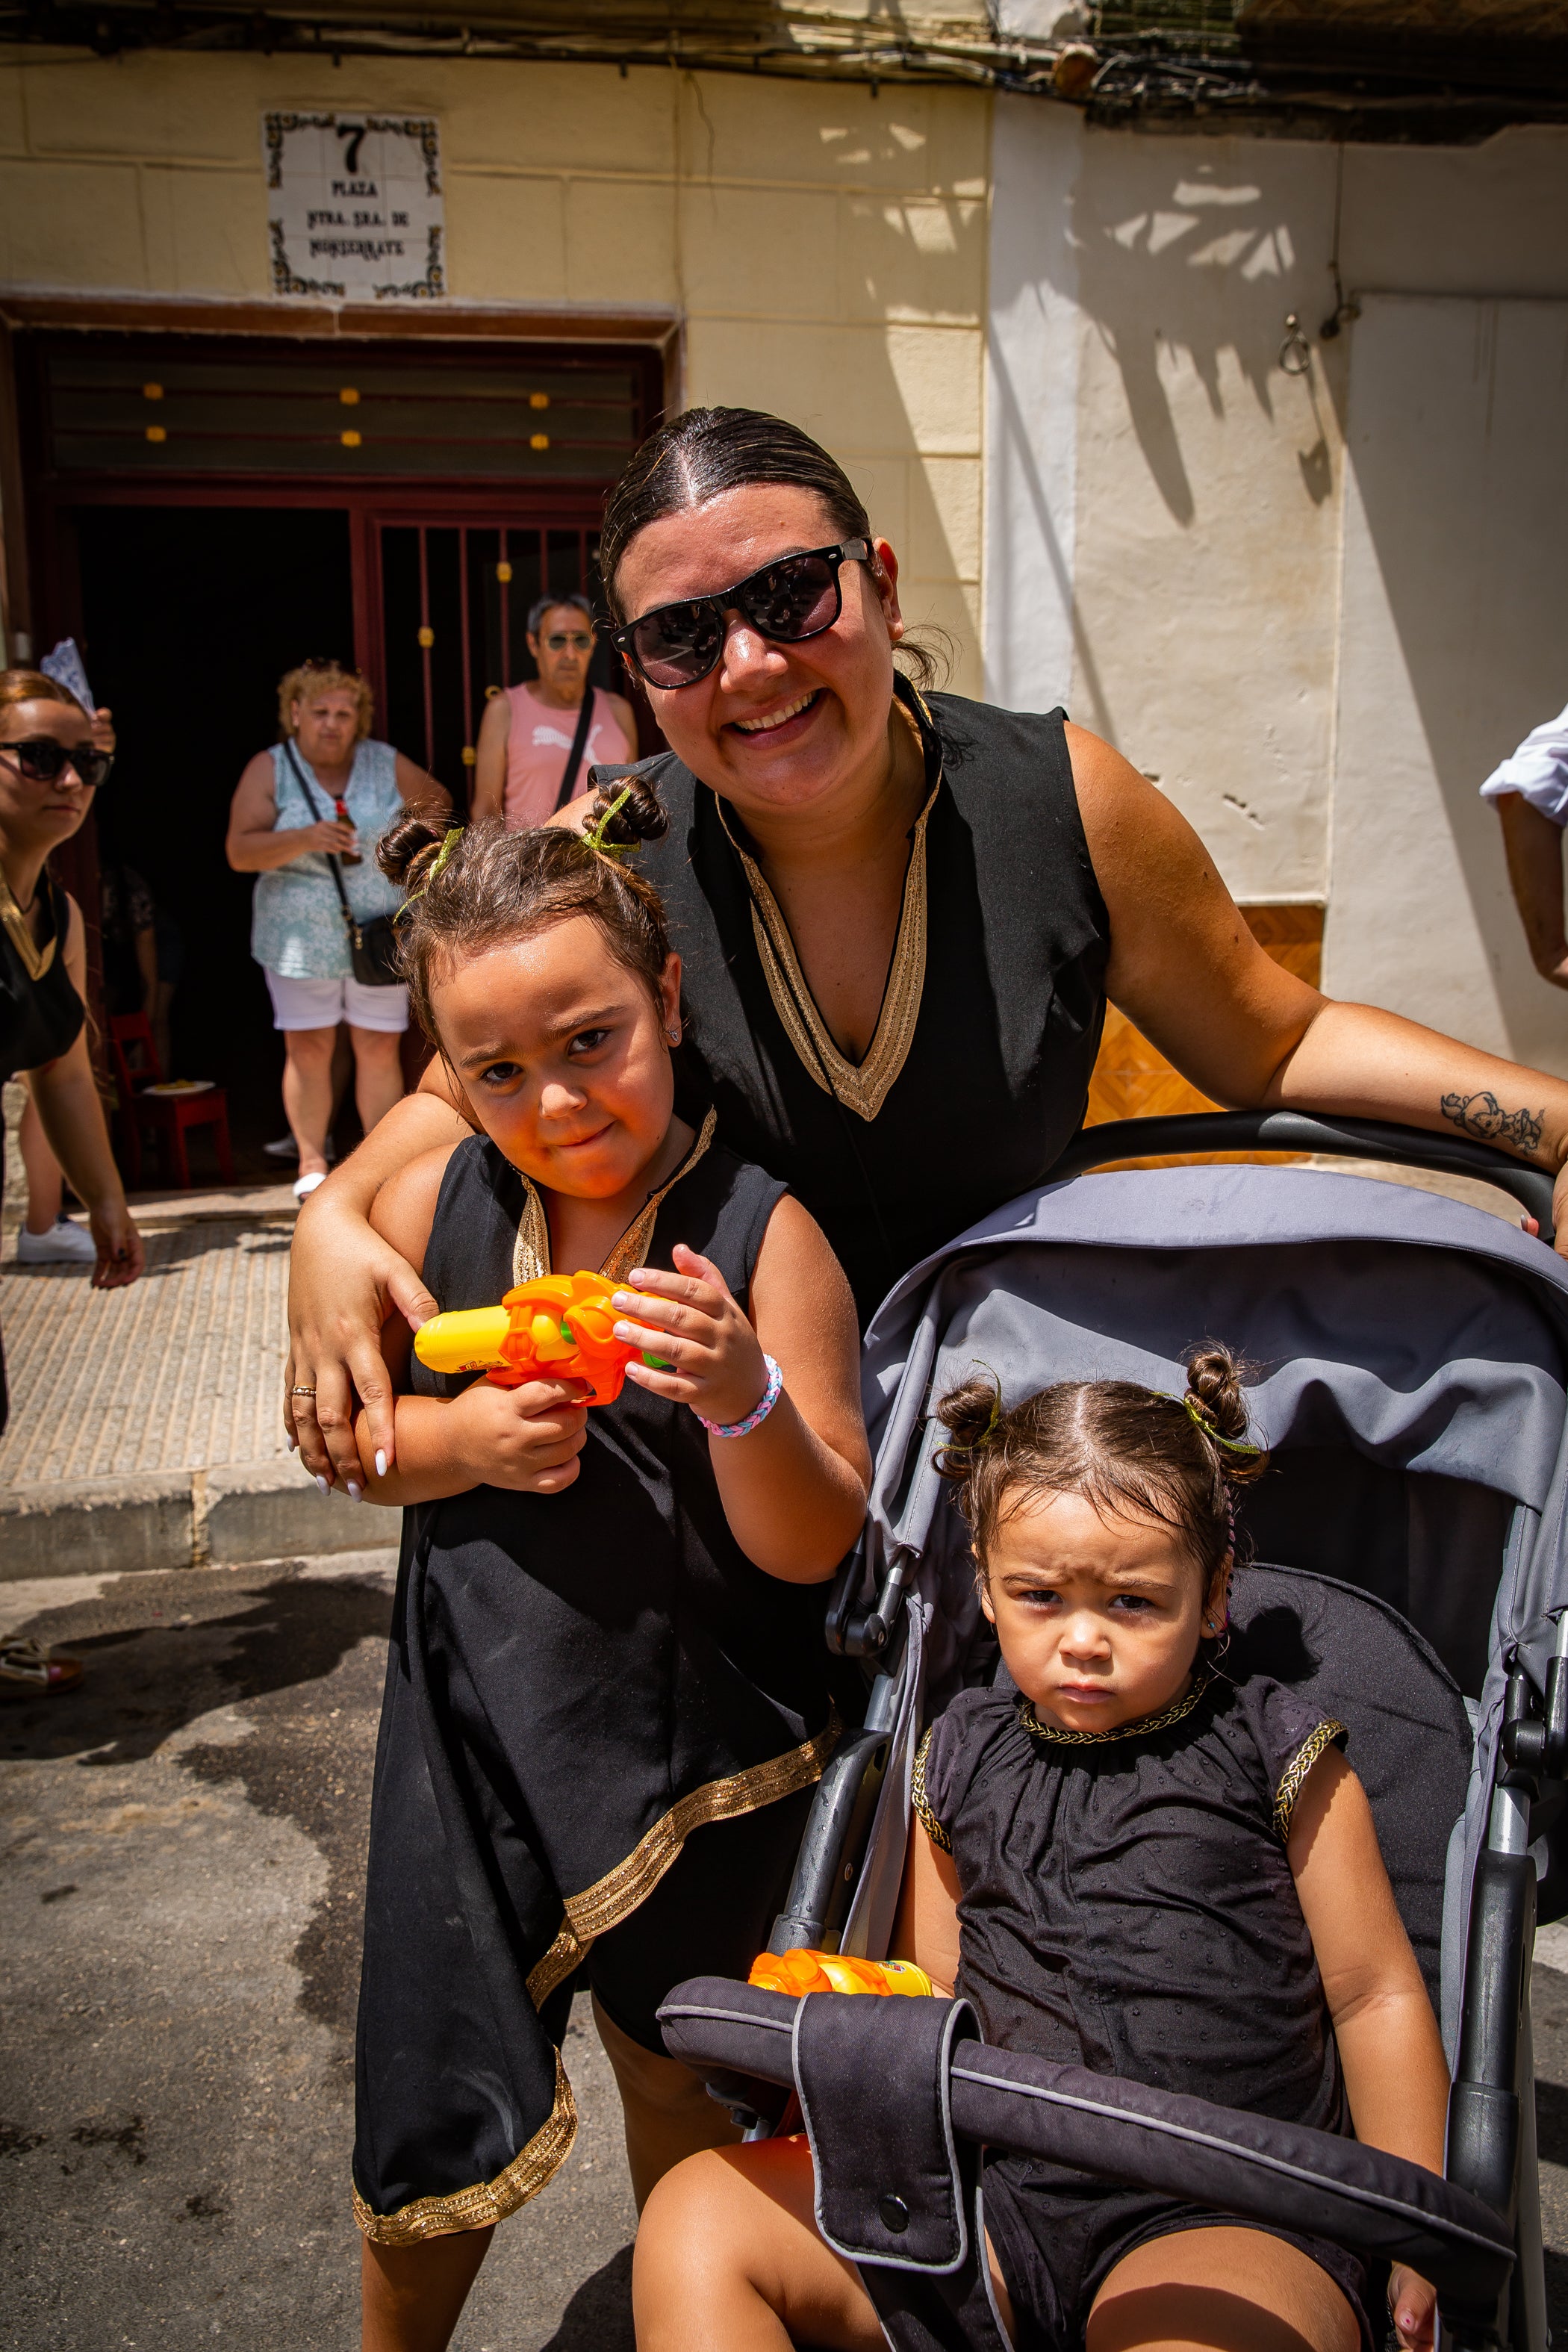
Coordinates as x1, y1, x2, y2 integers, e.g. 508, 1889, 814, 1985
662, 1112, 1568, 2350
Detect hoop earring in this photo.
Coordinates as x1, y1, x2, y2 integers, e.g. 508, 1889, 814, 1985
1203, 1623, 1231, 1665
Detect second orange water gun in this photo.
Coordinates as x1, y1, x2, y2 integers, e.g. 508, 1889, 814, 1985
749, 1948, 934, 1998
413, 1270, 671, 1407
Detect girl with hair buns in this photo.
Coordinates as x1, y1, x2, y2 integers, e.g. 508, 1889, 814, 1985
635, 1348, 1450, 2352
344, 789, 868, 2352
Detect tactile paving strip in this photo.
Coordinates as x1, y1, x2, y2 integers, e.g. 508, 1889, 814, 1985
0, 1219, 293, 1486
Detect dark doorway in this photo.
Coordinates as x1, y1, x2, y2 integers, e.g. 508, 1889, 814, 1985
75, 504, 355, 1170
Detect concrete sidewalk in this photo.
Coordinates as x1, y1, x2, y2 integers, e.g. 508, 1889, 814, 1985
2, 1086, 367, 1578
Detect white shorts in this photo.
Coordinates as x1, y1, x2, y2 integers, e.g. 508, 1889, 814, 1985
263, 968, 410, 1034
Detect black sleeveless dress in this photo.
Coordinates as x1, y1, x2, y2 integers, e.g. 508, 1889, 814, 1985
620, 680, 1110, 1323
352, 1122, 840, 2245
1, 873, 85, 1431
915, 1673, 1373, 2346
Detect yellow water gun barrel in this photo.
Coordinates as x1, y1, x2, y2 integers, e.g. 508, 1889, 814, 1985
413, 1305, 514, 1377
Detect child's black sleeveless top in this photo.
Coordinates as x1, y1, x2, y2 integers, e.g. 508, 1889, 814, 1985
353, 1122, 840, 2242
917, 1670, 1349, 2129
619, 682, 1110, 1322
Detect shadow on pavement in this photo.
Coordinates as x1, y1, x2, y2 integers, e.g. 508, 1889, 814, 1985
538, 2244, 634, 2352
0, 1567, 392, 1769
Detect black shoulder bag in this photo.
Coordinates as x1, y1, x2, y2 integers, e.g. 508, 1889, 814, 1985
553, 688, 597, 814
283, 739, 403, 986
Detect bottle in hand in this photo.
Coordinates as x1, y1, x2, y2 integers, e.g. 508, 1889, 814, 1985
334, 796, 362, 865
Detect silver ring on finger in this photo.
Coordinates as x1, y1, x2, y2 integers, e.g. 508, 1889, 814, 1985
291, 1385, 318, 1396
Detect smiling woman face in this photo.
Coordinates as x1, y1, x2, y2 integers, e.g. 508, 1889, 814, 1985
428, 911, 683, 1205
610, 483, 910, 823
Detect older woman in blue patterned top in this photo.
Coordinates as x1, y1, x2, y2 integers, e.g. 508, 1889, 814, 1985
225, 661, 447, 1200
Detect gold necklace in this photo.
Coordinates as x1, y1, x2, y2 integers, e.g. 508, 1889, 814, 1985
1018, 1672, 1210, 1746
0, 865, 54, 983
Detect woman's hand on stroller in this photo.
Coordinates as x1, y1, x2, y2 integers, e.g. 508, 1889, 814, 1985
611, 1244, 770, 1427
1387, 2263, 1437, 2351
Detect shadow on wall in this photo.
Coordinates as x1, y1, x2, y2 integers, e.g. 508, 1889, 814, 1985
1067, 140, 1343, 529
1328, 293, 1568, 1074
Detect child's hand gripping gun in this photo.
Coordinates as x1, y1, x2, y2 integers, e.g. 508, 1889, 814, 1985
748, 1949, 934, 1998
412, 1271, 671, 1407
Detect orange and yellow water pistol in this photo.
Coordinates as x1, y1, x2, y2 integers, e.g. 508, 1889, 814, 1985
412, 1270, 670, 1407
748, 1948, 934, 1999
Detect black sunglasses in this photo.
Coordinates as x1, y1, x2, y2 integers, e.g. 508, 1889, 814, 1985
612, 539, 872, 689
0, 737, 113, 789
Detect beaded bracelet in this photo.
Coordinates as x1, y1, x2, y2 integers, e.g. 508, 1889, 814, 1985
698, 1354, 783, 1440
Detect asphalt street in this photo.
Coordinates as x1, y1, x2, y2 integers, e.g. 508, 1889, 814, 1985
0, 1550, 637, 2352
7, 1549, 1568, 2347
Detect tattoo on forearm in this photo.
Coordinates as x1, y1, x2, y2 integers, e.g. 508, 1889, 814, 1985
1440, 1090, 1545, 1157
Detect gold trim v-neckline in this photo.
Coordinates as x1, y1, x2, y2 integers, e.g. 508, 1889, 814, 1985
511, 1107, 718, 1289
1018, 1673, 1212, 1746
718, 767, 940, 1125
0, 868, 55, 984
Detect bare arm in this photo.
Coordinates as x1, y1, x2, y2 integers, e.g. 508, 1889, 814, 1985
1291, 1746, 1448, 2349
393, 751, 449, 814
891, 1811, 962, 1996
1074, 727, 1568, 1244
1495, 791, 1568, 989
225, 749, 355, 872
284, 1088, 470, 1477
470, 692, 511, 823
347, 1145, 588, 1506
609, 1201, 870, 1582
26, 899, 143, 1288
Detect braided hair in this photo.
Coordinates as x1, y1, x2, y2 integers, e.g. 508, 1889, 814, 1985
934, 1345, 1267, 1589
376, 772, 672, 1049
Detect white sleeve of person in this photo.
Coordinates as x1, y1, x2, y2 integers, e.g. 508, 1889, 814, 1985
1479, 697, 1568, 825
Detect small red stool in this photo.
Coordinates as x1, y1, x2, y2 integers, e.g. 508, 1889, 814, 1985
110, 1013, 234, 1191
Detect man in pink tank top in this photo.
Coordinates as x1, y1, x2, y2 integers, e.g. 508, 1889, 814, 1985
472, 593, 638, 830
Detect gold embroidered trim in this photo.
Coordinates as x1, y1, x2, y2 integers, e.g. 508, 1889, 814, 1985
511, 1107, 718, 1289
721, 791, 936, 1124
563, 1705, 841, 1943
911, 1725, 951, 1855
352, 2050, 577, 2244
1019, 1673, 1212, 1747
1272, 1719, 1347, 1844
526, 1918, 590, 2011
0, 868, 55, 984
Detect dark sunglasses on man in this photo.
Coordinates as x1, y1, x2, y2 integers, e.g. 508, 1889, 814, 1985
0, 738, 113, 790
544, 631, 594, 653
612, 539, 872, 691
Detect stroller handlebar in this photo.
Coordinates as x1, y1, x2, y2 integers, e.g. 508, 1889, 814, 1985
1048, 1111, 1556, 1243
659, 1978, 1515, 2330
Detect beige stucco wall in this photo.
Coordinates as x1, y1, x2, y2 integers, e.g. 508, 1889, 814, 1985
0, 52, 987, 687
988, 106, 1568, 913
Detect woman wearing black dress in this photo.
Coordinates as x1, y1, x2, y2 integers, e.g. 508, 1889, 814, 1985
0, 670, 143, 1691
287, 405, 1568, 1483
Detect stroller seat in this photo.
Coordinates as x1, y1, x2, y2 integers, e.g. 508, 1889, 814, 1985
663, 1121, 1568, 2351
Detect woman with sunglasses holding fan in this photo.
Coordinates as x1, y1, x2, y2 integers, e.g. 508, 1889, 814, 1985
286, 404, 1568, 1493
0, 671, 143, 1691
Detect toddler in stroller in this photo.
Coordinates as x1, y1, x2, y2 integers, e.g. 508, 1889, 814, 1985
635, 1343, 1449, 2352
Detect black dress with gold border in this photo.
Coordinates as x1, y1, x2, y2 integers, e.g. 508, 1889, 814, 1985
352, 1119, 839, 2244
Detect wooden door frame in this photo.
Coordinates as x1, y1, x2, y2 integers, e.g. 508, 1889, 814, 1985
0, 305, 674, 1120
